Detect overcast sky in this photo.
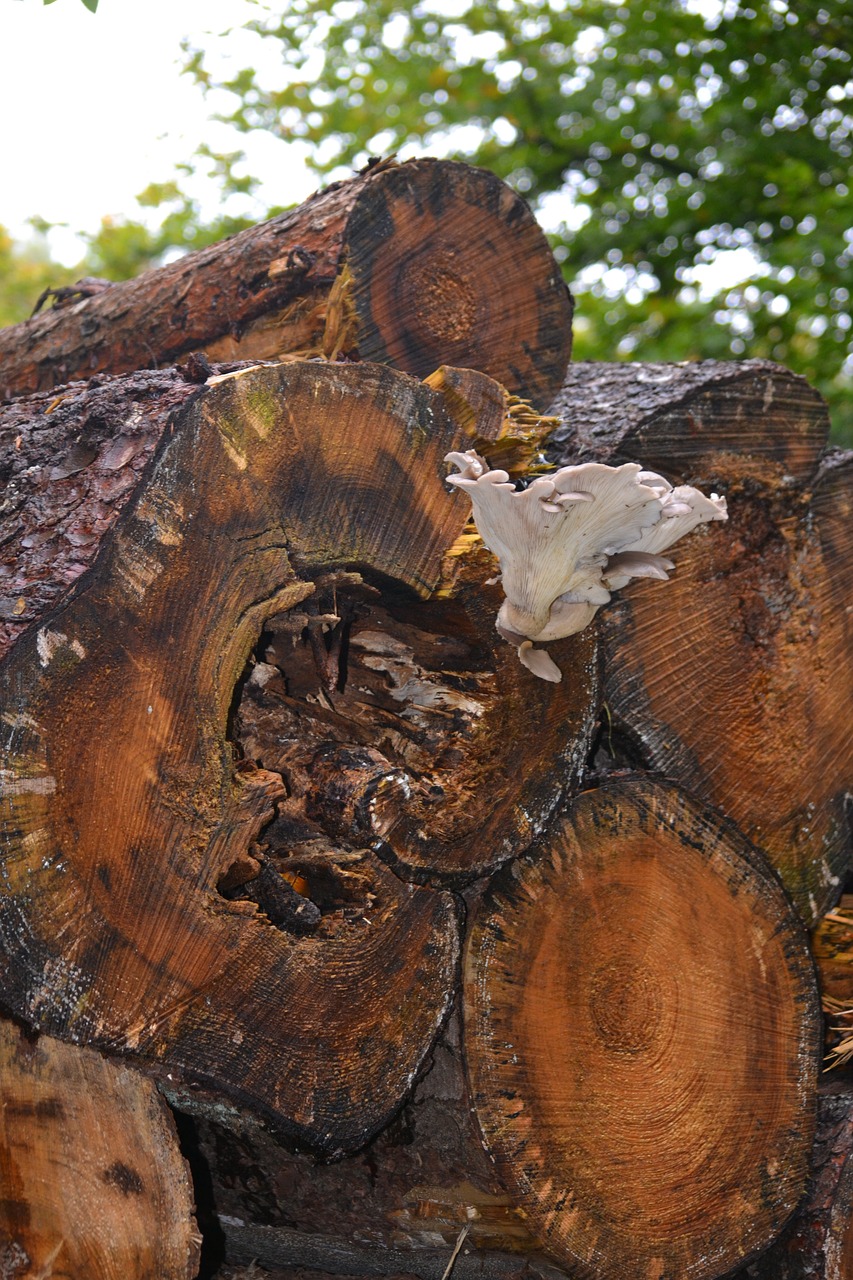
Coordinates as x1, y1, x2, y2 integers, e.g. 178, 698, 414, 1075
0, 0, 317, 263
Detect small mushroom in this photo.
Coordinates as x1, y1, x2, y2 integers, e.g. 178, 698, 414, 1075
446, 451, 727, 680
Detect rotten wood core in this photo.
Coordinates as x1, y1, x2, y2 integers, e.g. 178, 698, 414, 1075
464, 777, 820, 1280
233, 545, 598, 889
0, 1018, 199, 1280
0, 359, 598, 1153
0, 158, 573, 409
547, 362, 850, 923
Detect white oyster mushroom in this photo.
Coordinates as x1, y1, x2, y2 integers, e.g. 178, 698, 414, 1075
445, 450, 727, 681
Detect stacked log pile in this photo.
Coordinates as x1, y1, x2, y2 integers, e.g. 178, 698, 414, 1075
0, 158, 850, 1280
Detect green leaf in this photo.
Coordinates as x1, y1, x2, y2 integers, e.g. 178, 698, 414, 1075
80, 0, 99, 10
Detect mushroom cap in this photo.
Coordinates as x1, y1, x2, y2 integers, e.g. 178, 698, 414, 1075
445, 451, 728, 679
447, 455, 664, 639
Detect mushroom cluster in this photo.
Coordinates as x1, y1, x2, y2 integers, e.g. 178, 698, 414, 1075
445, 450, 727, 681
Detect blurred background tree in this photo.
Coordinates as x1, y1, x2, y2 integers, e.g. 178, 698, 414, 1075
4, 0, 851, 441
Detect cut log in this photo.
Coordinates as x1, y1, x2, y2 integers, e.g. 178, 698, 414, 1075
464, 777, 820, 1280
0, 159, 572, 407
0, 1017, 199, 1280
547, 362, 851, 923
0, 360, 501, 1150
0, 359, 597, 1153
546, 358, 828, 483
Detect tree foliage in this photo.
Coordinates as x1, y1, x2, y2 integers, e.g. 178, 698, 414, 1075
43, 0, 99, 11
0, 229, 79, 330
185, 0, 853, 442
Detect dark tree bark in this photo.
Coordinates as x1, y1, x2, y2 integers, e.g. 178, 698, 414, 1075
0, 159, 572, 409
0, 1017, 199, 1280
546, 361, 851, 923
546, 358, 828, 482
733, 1079, 853, 1280
0, 365, 219, 660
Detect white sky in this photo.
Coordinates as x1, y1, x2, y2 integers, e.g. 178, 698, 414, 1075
0, 0, 757, 296
0, 0, 317, 264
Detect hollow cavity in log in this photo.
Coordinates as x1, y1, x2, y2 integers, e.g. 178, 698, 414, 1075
465, 777, 820, 1280
1, 360, 520, 1149
234, 545, 598, 888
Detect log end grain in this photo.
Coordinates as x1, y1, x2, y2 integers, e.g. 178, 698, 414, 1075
346, 159, 573, 408
465, 778, 821, 1280
0, 1020, 199, 1280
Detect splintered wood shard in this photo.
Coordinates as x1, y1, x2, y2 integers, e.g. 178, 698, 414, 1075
547, 361, 852, 923
0, 158, 572, 408
0, 360, 531, 1148
465, 778, 820, 1280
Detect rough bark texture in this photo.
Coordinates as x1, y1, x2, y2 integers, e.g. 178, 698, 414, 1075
0, 1018, 199, 1280
464, 777, 820, 1280
547, 361, 850, 923
0, 159, 572, 409
546, 358, 828, 483
733, 1079, 853, 1280
0, 364, 221, 660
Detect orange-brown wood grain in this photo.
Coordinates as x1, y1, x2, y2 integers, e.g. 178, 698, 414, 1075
0, 361, 510, 1149
465, 778, 820, 1280
0, 1019, 198, 1280
548, 362, 850, 923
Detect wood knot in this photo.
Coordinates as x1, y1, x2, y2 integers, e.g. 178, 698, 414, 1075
102, 1161, 145, 1196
